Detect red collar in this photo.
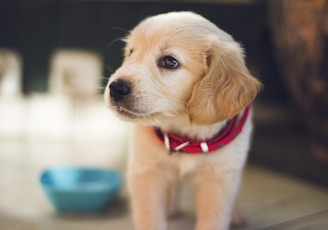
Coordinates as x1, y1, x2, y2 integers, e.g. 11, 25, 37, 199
155, 104, 251, 154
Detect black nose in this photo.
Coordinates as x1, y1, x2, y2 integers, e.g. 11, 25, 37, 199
109, 79, 131, 102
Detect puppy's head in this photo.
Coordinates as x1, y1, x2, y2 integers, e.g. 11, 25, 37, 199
104, 12, 261, 126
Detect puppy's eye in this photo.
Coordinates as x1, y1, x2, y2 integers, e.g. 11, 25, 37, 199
158, 56, 179, 69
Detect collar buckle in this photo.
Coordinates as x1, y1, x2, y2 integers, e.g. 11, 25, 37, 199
200, 142, 209, 153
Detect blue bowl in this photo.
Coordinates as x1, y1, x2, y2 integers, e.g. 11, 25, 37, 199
40, 166, 122, 212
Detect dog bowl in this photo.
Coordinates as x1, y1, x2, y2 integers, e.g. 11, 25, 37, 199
40, 166, 122, 212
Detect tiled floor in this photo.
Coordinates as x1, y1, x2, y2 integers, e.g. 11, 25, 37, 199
0, 97, 327, 230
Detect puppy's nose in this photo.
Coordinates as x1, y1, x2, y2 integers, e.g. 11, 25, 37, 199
109, 79, 131, 102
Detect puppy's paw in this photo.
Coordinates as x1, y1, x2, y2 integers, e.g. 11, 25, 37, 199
230, 210, 246, 228
168, 210, 183, 219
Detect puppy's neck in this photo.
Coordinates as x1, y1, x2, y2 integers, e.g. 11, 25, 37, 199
156, 119, 228, 141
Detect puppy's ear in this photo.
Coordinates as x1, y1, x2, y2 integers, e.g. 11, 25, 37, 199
187, 39, 262, 125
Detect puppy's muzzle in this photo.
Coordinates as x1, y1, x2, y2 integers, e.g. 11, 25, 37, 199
109, 79, 131, 102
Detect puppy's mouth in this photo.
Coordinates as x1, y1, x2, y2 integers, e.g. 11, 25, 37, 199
113, 105, 156, 120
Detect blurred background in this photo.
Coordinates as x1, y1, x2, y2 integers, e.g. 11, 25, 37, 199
0, 0, 327, 229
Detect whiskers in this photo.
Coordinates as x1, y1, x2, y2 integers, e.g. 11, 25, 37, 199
97, 75, 111, 94
102, 27, 129, 91
105, 27, 130, 50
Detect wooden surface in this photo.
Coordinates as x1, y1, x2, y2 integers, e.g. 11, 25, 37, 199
0, 139, 327, 229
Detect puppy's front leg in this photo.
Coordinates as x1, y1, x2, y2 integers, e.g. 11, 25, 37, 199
129, 171, 169, 230
194, 175, 240, 230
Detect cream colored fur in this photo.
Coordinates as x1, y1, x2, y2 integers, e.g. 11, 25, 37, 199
104, 11, 262, 230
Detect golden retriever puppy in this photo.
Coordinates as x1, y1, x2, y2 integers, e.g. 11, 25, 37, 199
104, 11, 262, 230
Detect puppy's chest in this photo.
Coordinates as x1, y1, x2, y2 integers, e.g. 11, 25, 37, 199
167, 151, 232, 177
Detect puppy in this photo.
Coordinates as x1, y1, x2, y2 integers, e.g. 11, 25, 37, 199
104, 11, 261, 230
